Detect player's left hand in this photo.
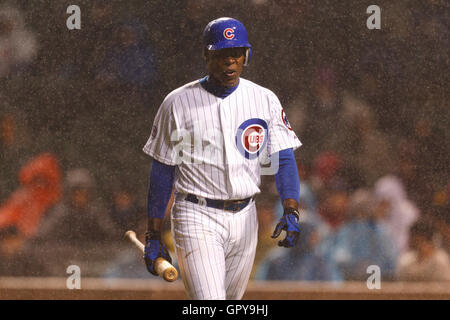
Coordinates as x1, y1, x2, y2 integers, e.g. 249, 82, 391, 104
271, 208, 301, 248
144, 230, 172, 276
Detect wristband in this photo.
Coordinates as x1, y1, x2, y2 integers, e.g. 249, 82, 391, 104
284, 207, 300, 220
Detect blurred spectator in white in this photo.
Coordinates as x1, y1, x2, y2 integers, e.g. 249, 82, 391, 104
322, 189, 397, 281
0, 5, 37, 77
397, 219, 450, 282
374, 175, 420, 256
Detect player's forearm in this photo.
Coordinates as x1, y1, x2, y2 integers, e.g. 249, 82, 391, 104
274, 148, 300, 208
147, 159, 176, 232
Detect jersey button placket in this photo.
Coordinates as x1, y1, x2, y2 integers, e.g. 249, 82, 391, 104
218, 99, 235, 198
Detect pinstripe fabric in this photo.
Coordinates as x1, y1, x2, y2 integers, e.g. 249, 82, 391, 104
171, 196, 257, 300
144, 77, 301, 300
143, 78, 301, 200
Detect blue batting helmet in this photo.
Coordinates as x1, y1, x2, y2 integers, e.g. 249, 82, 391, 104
203, 17, 252, 66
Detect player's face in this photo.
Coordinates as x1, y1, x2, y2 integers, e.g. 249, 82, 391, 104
206, 47, 246, 87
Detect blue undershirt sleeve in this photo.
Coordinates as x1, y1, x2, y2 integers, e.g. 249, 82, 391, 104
273, 148, 300, 203
147, 159, 176, 219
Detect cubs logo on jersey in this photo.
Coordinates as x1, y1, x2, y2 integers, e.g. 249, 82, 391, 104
235, 118, 268, 160
281, 109, 293, 131
223, 27, 235, 40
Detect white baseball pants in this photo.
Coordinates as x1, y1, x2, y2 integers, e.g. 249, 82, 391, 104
171, 196, 258, 300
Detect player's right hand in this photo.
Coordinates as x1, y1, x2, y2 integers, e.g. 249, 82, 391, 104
144, 230, 172, 276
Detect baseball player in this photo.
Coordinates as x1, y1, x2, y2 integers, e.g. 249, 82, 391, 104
142, 17, 302, 300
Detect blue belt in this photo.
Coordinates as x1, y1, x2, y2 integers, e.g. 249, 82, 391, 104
184, 194, 254, 213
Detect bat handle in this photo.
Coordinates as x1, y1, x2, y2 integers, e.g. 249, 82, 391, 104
124, 230, 145, 253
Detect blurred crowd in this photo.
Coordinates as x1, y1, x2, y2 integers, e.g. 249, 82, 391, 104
0, 0, 448, 282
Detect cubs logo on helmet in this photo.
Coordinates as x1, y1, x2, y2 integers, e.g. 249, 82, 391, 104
235, 118, 268, 160
223, 28, 235, 40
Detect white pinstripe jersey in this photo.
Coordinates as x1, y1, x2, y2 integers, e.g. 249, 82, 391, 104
143, 77, 301, 200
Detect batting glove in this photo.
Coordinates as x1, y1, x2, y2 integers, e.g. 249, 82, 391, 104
144, 230, 172, 276
271, 208, 301, 248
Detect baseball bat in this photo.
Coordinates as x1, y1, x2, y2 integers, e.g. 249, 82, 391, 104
124, 230, 178, 282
